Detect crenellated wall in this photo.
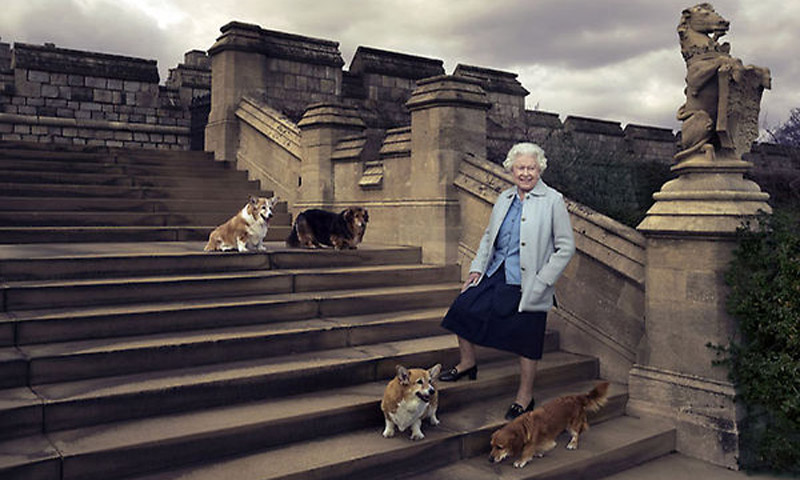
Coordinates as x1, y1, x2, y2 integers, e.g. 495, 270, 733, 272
0, 41, 209, 149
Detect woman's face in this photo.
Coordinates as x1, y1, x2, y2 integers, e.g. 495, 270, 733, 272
511, 154, 541, 193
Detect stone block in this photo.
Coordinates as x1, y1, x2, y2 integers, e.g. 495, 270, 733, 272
14, 124, 31, 135
68, 75, 84, 86
18, 105, 36, 115
57, 108, 74, 117
31, 125, 48, 135
58, 86, 72, 99
114, 130, 133, 141
81, 102, 101, 111
62, 127, 77, 137
0, 123, 14, 133
72, 137, 87, 145
85, 76, 107, 89
107, 78, 123, 90
74, 110, 91, 120
49, 73, 68, 86
123, 80, 141, 92
106, 140, 123, 147
45, 98, 67, 108
28, 70, 50, 83
94, 89, 113, 103
27, 97, 44, 106
71, 86, 93, 102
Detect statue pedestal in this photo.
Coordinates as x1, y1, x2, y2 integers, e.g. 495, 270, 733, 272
633, 145, 770, 468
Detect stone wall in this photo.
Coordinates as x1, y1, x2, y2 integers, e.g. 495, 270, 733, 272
0, 41, 209, 149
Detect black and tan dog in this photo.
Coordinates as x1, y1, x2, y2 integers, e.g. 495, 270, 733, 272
286, 207, 369, 250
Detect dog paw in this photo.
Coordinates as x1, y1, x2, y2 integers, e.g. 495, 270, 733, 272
382, 428, 395, 438
513, 460, 529, 468
428, 417, 440, 427
410, 432, 425, 441
567, 443, 578, 450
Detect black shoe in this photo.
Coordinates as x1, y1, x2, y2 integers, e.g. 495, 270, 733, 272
438, 365, 478, 382
504, 398, 535, 421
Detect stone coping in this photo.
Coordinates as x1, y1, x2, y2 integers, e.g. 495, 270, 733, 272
349, 46, 444, 80
12, 42, 159, 83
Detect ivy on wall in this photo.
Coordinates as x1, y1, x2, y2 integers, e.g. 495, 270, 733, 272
714, 210, 800, 474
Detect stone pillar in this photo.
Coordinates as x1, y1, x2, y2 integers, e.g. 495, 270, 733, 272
631, 143, 771, 468
296, 103, 365, 210
405, 75, 491, 264
205, 22, 269, 161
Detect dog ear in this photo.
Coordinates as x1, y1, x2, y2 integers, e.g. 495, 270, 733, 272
249, 195, 257, 205
396, 365, 410, 385
363, 209, 369, 223
428, 363, 441, 379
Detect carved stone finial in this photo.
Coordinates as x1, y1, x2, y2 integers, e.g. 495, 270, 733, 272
675, 3, 771, 162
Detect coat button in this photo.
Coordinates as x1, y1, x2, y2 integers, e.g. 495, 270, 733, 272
521, 242, 526, 246
521, 267, 526, 271
521, 217, 526, 221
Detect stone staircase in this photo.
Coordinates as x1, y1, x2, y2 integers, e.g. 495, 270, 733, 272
0, 143, 675, 480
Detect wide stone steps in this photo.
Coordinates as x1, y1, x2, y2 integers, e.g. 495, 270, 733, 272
0, 169, 261, 189
0, 182, 272, 199
2, 264, 457, 311
0, 144, 278, 244
0, 242, 421, 282
1, 354, 607, 480
4, 282, 461, 346
119, 380, 643, 480
0, 225, 290, 244
0, 197, 253, 213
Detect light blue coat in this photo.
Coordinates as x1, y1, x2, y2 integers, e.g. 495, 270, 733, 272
469, 180, 576, 312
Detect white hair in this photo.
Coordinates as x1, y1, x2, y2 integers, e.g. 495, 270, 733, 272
502, 143, 548, 172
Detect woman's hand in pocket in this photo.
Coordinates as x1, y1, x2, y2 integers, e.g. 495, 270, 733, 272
461, 272, 481, 292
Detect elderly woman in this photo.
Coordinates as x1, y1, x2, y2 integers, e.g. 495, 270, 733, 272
439, 142, 575, 420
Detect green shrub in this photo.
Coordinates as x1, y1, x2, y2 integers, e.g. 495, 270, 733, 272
719, 210, 800, 473
538, 134, 672, 227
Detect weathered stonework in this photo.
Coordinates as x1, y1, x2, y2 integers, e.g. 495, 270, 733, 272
0, 42, 209, 149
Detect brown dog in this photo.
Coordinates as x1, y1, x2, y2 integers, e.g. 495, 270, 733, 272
489, 382, 610, 468
285, 207, 368, 250
204, 196, 277, 252
381, 364, 441, 440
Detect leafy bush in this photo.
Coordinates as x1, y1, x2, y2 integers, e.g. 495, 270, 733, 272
719, 210, 800, 473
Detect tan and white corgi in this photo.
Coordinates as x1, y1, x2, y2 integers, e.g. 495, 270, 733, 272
204, 195, 278, 252
381, 364, 441, 440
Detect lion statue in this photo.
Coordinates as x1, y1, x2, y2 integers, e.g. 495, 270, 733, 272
675, 3, 771, 160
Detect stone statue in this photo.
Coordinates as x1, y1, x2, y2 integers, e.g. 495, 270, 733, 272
675, 3, 771, 161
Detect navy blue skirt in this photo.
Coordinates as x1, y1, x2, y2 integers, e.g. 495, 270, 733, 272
441, 265, 548, 360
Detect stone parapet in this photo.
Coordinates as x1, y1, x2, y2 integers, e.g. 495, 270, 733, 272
453, 64, 529, 96
12, 43, 159, 83
564, 115, 624, 136
350, 46, 443, 80
208, 22, 344, 68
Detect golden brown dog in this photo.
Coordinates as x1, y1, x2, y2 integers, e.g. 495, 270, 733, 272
285, 207, 368, 250
489, 382, 610, 468
381, 364, 441, 440
204, 195, 278, 252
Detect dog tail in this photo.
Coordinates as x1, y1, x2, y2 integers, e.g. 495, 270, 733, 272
584, 381, 610, 413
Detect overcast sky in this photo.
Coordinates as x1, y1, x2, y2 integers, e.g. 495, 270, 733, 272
2, 0, 798, 132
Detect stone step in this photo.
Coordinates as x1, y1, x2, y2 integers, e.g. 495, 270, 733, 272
0, 196, 269, 213
9, 282, 461, 344
0, 355, 604, 480
0, 225, 290, 244
0, 242, 419, 282
17, 307, 450, 385
113, 380, 639, 480
0, 207, 289, 226
0, 210, 292, 227
0, 169, 260, 189
8, 334, 565, 436
0, 146, 216, 167
400, 417, 675, 480
0, 158, 244, 178
0, 182, 272, 199
3, 262, 457, 312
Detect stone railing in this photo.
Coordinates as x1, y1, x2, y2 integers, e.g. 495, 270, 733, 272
235, 94, 302, 202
